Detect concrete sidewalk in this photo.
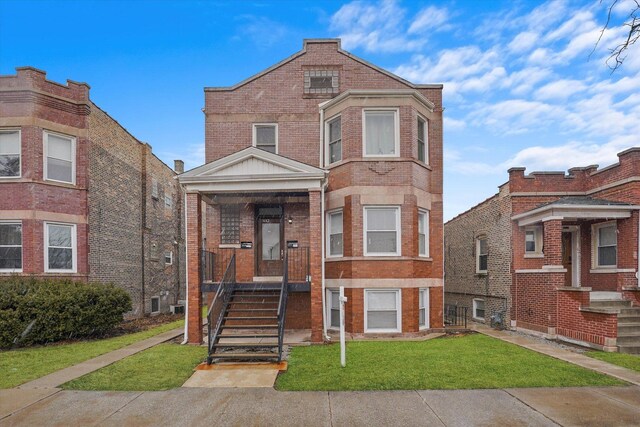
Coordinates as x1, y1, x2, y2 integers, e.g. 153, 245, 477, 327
471, 324, 640, 386
1, 385, 638, 426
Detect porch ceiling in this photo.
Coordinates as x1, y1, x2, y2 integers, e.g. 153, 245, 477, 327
512, 197, 640, 226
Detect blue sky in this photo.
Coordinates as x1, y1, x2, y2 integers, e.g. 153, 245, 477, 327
1, 0, 638, 220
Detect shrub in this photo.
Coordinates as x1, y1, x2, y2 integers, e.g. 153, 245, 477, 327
0, 277, 132, 348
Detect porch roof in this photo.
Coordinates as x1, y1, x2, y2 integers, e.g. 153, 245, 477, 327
512, 196, 640, 226
177, 147, 327, 193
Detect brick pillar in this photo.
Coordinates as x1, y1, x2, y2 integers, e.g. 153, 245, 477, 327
309, 190, 323, 342
186, 192, 203, 344
543, 219, 563, 267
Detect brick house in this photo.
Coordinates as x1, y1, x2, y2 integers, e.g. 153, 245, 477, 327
0, 67, 185, 316
179, 39, 444, 360
445, 148, 640, 353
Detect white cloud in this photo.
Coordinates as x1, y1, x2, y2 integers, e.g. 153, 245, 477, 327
444, 116, 466, 131
534, 79, 587, 100
471, 99, 564, 134
408, 5, 449, 34
233, 15, 288, 48
508, 31, 539, 52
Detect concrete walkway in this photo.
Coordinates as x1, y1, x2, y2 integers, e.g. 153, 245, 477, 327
1, 385, 639, 426
471, 324, 640, 386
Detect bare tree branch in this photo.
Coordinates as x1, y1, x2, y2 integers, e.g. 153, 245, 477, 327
592, 0, 640, 72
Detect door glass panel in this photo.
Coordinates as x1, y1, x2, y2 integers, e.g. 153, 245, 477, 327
261, 222, 280, 260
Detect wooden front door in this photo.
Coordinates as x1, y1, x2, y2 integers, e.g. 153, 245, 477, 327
256, 208, 283, 277
562, 232, 572, 286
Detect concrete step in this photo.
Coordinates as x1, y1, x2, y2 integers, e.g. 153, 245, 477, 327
589, 300, 632, 308
618, 345, 640, 354
616, 334, 640, 345
619, 307, 640, 315
618, 323, 640, 334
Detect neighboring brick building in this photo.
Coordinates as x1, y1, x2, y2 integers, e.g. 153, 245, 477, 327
0, 67, 185, 316
179, 39, 444, 355
445, 148, 640, 353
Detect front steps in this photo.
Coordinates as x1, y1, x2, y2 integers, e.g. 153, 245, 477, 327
586, 297, 640, 354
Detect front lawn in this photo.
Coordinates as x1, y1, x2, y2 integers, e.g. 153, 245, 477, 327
62, 343, 206, 391
0, 319, 184, 389
276, 334, 625, 391
586, 351, 640, 372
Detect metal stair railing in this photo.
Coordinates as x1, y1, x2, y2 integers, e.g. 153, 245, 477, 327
277, 249, 290, 361
206, 252, 236, 364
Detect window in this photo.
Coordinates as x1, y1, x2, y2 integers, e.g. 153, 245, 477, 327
417, 116, 428, 163
164, 194, 172, 208
365, 289, 401, 332
525, 226, 542, 256
220, 204, 241, 245
326, 116, 342, 164
45, 223, 76, 272
363, 110, 398, 157
151, 178, 159, 199
476, 237, 488, 273
151, 297, 160, 313
165, 251, 173, 265
473, 299, 485, 321
253, 124, 277, 154
0, 222, 22, 271
327, 210, 343, 257
44, 131, 75, 184
327, 289, 340, 329
419, 288, 429, 329
418, 210, 429, 257
0, 130, 20, 178
364, 207, 400, 256
594, 222, 617, 267
304, 70, 339, 94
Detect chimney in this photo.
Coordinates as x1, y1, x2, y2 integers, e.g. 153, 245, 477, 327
174, 160, 184, 174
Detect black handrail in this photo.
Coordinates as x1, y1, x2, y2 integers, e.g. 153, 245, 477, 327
207, 252, 236, 364
444, 304, 468, 328
277, 249, 290, 361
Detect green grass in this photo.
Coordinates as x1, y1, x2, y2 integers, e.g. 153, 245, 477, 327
0, 319, 184, 389
276, 334, 625, 391
586, 351, 640, 372
62, 343, 206, 391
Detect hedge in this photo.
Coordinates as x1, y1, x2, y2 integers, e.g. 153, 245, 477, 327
0, 277, 132, 348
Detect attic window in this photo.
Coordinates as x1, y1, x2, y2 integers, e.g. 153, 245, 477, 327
304, 70, 339, 95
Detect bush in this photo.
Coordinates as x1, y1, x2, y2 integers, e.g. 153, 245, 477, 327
0, 277, 132, 348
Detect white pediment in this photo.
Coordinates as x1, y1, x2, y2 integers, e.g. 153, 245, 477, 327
202, 154, 304, 177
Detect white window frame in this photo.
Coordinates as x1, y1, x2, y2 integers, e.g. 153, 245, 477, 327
0, 220, 23, 272
326, 288, 340, 330
593, 221, 617, 269
363, 206, 401, 256
0, 128, 21, 179
419, 288, 430, 329
362, 108, 400, 158
43, 130, 76, 185
165, 250, 173, 265
150, 296, 160, 314
364, 289, 402, 333
417, 115, 428, 164
325, 114, 342, 166
473, 298, 485, 321
476, 236, 488, 274
326, 209, 343, 258
164, 194, 172, 208
418, 209, 429, 257
44, 222, 77, 273
252, 123, 278, 154
524, 225, 543, 257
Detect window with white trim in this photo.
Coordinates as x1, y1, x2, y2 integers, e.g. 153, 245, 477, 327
594, 222, 617, 267
417, 116, 428, 163
476, 237, 488, 274
326, 116, 342, 164
253, 124, 277, 154
365, 289, 401, 332
0, 130, 21, 178
327, 210, 343, 257
418, 210, 429, 257
473, 299, 485, 321
165, 251, 173, 265
164, 194, 172, 208
419, 288, 429, 329
364, 207, 400, 256
0, 222, 22, 271
44, 131, 75, 184
525, 226, 542, 255
327, 289, 340, 329
45, 222, 76, 272
363, 110, 398, 156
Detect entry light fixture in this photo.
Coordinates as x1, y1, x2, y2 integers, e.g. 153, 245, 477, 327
287, 215, 293, 224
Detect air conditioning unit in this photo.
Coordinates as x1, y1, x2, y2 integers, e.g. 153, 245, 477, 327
170, 304, 185, 315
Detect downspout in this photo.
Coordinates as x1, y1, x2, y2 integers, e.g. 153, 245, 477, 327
637, 210, 640, 287
319, 106, 330, 340
181, 191, 189, 344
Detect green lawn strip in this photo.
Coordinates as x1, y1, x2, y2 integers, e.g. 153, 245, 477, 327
586, 351, 640, 372
0, 319, 184, 389
62, 343, 206, 391
276, 334, 625, 391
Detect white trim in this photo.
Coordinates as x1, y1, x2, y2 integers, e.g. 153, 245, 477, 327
0, 128, 22, 179
252, 123, 278, 154
362, 108, 400, 158
590, 268, 635, 274
165, 250, 173, 265
418, 209, 429, 257
476, 236, 488, 274
515, 267, 568, 273
472, 298, 485, 321
524, 225, 542, 256
43, 130, 76, 185
364, 288, 402, 333
513, 204, 636, 226
326, 209, 343, 258
363, 206, 401, 256
318, 89, 437, 112
326, 288, 340, 330
44, 222, 77, 273
417, 115, 428, 165
419, 288, 430, 329
325, 114, 342, 167
592, 221, 617, 269
0, 220, 23, 273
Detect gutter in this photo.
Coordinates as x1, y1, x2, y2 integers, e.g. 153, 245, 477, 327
181, 191, 189, 344
319, 106, 330, 341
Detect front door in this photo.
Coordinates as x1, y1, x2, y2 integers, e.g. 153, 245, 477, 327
562, 232, 573, 286
256, 207, 283, 277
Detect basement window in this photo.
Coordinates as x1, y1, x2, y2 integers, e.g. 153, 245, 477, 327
419, 288, 430, 329
327, 289, 340, 329
151, 296, 160, 314
473, 299, 485, 321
